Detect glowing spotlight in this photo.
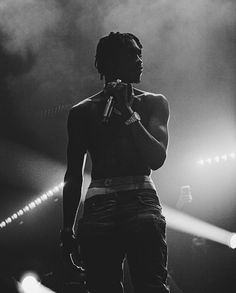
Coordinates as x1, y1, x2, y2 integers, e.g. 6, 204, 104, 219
214, 156, 220, 163
46, 190, 54, 197
34, 198, 42, 205
6, 217, 12, 224
221, 154, 227, 161
17, 210, 24, 216
198, 159, 204, 166
23, 206, 30, 212
20, 273, 40, 293
163, 205, 236, 249
19, 272, 56, 293
197, 151, 236, 166
52, 186, 60, 193
0, 221, 6, 228
29, 202, 36, 209
229, 233, 236, 249
229, 152, 235, 159
11, 214, 18, 220
206, 158, 212, 164
40, 194, 48, 201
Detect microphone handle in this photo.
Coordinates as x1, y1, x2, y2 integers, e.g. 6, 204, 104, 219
102, 96, 115, 123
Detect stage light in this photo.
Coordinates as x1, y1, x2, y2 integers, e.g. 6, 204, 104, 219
229, 233, 236, 249
23, 206, 30, 212
163, 205, 236, 249
229, 152, 235, 159
17, 210, 24, 216
52, 186, 60, 193
221, 154, 227, 161
206, 158, 212, 164
46, 190, 54, 197
35, 198, 42, 205
214, 156, 220, 163
197, 151, 236, 166
19, 272, 56, 293
6, 217, 12, 224
198, 159, 204, 166
0, 221, 6, 228
29, 202, 36, 209
20, 273, 40, 293
59, 182, 64, 189
40, 194, 48, 201
11, 214, 18, 220
0, 182, 64, 230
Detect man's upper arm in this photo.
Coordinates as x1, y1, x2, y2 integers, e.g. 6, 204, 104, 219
65, 106, 87, 180
147, 94, 169, 151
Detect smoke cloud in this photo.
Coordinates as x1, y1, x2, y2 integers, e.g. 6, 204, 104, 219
0, 0, 235, 159
102, 0, 236, 92
0, 0, 61, 55
1, 0, 235, 104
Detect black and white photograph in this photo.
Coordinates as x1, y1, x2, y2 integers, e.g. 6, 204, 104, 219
0, 1, 236, 292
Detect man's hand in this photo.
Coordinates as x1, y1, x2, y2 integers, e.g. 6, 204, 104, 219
60, 229, 79, 267
60, 229, 86, 279
104, 81, 133, 119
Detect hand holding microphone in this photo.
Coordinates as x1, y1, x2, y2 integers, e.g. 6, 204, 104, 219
102, 79, 122, 123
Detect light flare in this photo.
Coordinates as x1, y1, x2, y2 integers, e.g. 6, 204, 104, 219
163, 205, 235, 249
0, 182, 64, 230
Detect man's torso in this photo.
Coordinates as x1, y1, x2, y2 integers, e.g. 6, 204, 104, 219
74, 88, 157, 179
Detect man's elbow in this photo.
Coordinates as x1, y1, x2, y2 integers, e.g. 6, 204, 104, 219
63, 172, 83, 193
150, 152, 167, 170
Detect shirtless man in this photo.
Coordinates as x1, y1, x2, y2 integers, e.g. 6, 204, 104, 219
61, 32, 170, 293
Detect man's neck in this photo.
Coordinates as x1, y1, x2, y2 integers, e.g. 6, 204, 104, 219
104, 81, 134, 103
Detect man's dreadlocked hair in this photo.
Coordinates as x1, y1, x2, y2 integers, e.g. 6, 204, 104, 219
95, 32, 142, 80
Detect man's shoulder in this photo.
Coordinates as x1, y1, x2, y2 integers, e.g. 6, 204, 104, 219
70, 91, 103, 112
135, 88, 168, 108
135, 90, 169, 124
144, 91, 168, 104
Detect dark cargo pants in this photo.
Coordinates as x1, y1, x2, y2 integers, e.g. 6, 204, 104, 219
77, 189, 169, 293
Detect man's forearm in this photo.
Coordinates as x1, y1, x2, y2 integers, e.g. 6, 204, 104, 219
62, 179, 82, 231
128, 120, 166, 170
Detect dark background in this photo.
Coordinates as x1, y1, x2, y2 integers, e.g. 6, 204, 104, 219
0, 1, 236, 292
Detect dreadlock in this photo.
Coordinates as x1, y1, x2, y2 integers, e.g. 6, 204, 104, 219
95, 32, 142, 80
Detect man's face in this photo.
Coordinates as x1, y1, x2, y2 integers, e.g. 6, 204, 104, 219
117, 39, 143, 83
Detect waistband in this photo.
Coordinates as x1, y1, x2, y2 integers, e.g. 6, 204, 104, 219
86, 175, 156, 199
89, 175, 153, 187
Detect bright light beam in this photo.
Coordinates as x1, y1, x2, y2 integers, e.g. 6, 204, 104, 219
20, 274, 40, 293
163, 205, 235, 249
229, 233, 236, 249
197, 151, 236, 166
19, 273, 55, 293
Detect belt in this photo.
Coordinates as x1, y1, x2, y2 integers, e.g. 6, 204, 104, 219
89, 175, 153, 188
86, 175, 156, 199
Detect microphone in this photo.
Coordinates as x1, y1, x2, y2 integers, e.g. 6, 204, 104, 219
102, 79, 121, 123
102, 95, 115, 123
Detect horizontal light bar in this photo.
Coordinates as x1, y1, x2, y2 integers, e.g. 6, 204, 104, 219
163, 205, 236, 249
197, 152, 236, 166
0, 182, 64, 230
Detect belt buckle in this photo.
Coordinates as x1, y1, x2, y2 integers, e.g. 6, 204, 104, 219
104, 178, 112, 187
